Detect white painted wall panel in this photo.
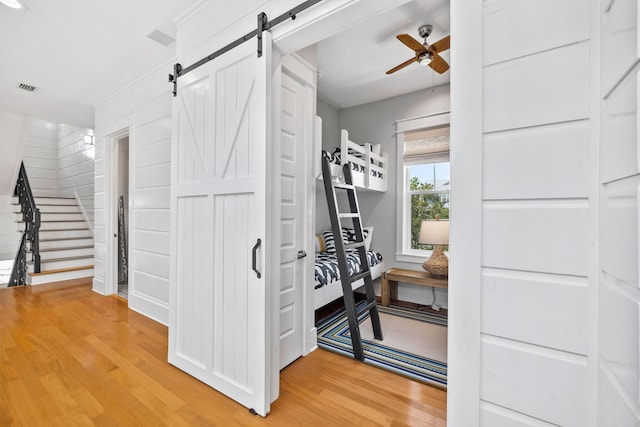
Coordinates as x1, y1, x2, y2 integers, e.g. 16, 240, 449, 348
598, 369, 639, 427
601, 0, 638, 94
601, 176, 640, 284
482, 202, 589, 276
132, 188, 170, 209
135, 163, 171, 188
26, 168, 57, 180
135, 210, 170, 232
481, 269, 588, 355
484, 42, 590, 132
95, 63, 172, 320
599, 275, 640, 406
483, 121, 589, 199
57, 125, 95, 227
481, 337, 588, 427
23, 118, 58, 196
480, 402, 557, 427
135, 250, 170, 279
135, 139, 171, 168
601, 72, 638, 184
133, 271, 170, 303
134, 231, 170, 256
483, 0, 589, 66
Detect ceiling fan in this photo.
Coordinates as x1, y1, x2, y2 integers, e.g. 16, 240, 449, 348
386, 25, 450, 75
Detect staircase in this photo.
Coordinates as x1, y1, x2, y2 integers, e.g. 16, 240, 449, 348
13, 195, 94, 285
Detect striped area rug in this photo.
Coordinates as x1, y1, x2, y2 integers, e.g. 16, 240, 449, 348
317, 304, 447, 389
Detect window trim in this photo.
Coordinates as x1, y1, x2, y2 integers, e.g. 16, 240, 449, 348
395, 112, 450, 264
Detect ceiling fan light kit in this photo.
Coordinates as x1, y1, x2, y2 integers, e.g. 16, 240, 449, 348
386, 24, 450, 76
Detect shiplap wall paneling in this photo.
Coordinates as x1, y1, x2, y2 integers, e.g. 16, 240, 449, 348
481, 270, 588, 355
598, 0, 639, 420
481, 0, 593, 424
481, 337, 588, 427
58, 125, 95, 225
129, 111, 172, 323
22, 118, 58, 196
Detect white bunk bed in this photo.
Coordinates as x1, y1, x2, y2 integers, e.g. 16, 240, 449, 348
317, 128, 389, 192
313, 123, 388, 310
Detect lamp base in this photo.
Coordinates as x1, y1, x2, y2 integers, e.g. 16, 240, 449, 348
422, 245, 448, 278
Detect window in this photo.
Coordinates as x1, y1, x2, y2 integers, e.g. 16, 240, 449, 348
396, 117, 450, 263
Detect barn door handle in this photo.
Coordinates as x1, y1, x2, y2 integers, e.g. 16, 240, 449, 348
252, 239, 262, 278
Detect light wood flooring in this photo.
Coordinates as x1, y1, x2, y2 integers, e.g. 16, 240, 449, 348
0, 279, 446, 426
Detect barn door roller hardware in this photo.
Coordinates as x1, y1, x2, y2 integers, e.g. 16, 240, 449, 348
169, 0, 322, 96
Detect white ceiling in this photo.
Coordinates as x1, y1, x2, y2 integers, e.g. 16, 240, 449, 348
314, 0, 450, 109
0, 0, 200, 128
0, 0, 449, 128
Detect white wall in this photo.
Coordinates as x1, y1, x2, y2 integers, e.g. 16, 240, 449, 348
94, 64, 172, 324
335, 84, 450, 306
451, 0, 594, 425
57, 125, 95, 224
22, 118, 59, 196
0, 111, 28, 259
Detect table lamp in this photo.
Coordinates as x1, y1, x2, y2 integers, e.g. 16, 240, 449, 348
419, 217, 449, 277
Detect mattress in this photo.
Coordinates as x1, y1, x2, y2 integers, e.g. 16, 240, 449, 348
314, 250, 383, 289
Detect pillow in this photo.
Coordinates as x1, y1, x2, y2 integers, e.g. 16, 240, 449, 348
363, 226, 374, 251
341, 227, 374, 251
322, 230, 338, 253
315, 234, 326, 253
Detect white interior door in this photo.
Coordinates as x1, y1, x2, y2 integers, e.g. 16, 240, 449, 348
169, 33, 273, 416
278, 71, 307, 369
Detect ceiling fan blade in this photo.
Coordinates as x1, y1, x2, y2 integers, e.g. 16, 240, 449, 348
430, 35, 450, 53
396, 34, 427, 53
386, 57, 418, 74
429, 53, 450, 74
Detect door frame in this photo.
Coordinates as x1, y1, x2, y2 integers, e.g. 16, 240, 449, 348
270, 0, 478, 421
104, 126, 133, 298
279, 53, 318, 362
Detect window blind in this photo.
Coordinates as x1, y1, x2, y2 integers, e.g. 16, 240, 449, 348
403, 126, 450, 164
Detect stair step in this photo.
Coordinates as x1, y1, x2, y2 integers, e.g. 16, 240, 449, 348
17, 220, 87, 230
28, 255, 94, 273
15, 212, 84, 221
13, 196, 77, 206
38, 229, 93, 240
12, 206, 81, 214
28, 265, 94, 285
338, 213, 359, 218
39, 237, 93, 250
37, 246, 94, 259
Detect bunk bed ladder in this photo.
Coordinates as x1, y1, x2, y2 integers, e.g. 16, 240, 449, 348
321, 157, 383, 361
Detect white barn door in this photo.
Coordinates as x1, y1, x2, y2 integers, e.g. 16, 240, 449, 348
169, 33, 273, 416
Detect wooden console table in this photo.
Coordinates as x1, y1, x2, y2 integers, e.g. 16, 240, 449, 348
381, 268, 448, 306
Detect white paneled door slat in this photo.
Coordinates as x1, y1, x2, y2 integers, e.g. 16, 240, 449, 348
169, 33, 272, 416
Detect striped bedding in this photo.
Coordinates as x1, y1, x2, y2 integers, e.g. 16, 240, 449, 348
314, 250, 383, 289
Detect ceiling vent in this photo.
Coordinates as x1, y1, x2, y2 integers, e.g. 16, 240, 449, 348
17, 82, 37, 92
147, 29, 176, 47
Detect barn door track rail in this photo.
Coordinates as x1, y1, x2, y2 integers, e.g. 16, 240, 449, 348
169, 0, 322, 96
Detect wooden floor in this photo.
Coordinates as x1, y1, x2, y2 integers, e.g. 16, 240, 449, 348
0, 279, 446, 426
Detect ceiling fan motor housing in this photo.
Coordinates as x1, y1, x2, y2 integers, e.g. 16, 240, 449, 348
418, 24, 433, 40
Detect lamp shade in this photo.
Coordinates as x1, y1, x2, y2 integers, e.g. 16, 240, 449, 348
419, 219, 449, 245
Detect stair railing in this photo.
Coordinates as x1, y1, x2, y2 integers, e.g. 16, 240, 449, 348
9, 162, 40, 286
